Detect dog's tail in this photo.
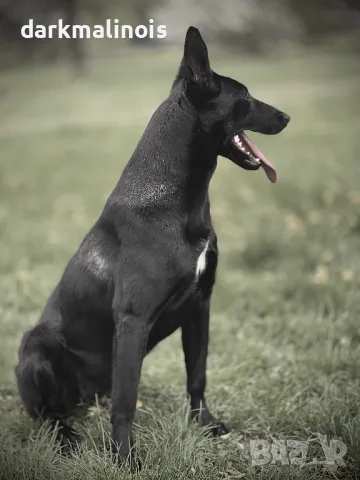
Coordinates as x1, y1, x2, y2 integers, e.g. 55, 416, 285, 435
15, 323, 79, 421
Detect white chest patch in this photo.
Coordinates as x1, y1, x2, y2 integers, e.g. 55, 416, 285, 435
196, 240, 209, 278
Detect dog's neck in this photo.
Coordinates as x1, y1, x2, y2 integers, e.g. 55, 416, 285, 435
116, 86, 218, 215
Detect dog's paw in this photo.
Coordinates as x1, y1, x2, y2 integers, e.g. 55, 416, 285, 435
127, 450, 142, 472
111, 437, 142, 472
113, 449, 142, 472
191, 407, 230, 437
205, 420, 230, 437
55, 423, 81, 455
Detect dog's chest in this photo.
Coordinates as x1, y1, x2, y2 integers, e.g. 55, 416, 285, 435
195, 240, 210, 278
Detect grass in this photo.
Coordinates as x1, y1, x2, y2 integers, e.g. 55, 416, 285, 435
1, 45, 360, 479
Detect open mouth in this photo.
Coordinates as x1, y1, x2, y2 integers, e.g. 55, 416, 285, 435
232, 132, 277, 183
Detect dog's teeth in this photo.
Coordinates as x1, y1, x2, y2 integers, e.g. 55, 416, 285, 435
255, 157, 260, 163
234, 135, 239, 142
239, 142, 243, 146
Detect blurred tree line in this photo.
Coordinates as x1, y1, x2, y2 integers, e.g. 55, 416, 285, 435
0, 0, 162, 66
0, 0, 359, 67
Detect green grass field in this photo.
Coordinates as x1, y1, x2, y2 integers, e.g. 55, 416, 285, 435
1, 46, 360, 479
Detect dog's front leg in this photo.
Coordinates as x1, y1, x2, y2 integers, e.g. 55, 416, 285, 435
182, 300, 229, 436
111, 312, 149, 466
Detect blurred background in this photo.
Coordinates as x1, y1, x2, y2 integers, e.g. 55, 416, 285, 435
1, 0, 360, 64
1, 1, 360, 479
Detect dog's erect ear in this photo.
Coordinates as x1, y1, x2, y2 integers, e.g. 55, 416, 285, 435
183, 27, 211, 82
174, 27, 214, 91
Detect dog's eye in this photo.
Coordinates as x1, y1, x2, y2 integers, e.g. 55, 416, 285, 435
244, 90, 251, 101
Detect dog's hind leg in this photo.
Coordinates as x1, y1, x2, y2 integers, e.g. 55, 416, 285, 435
16, 322, 81, 452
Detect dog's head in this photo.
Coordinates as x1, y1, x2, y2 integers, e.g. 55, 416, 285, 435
173, 27, 290, 183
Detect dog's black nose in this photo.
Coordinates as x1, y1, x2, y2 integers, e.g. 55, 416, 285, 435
277, 112, 290, 124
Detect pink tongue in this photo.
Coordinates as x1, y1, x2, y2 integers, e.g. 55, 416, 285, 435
240, 133, 277, 184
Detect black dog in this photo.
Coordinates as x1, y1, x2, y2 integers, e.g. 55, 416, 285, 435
16, 27, 289, 463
